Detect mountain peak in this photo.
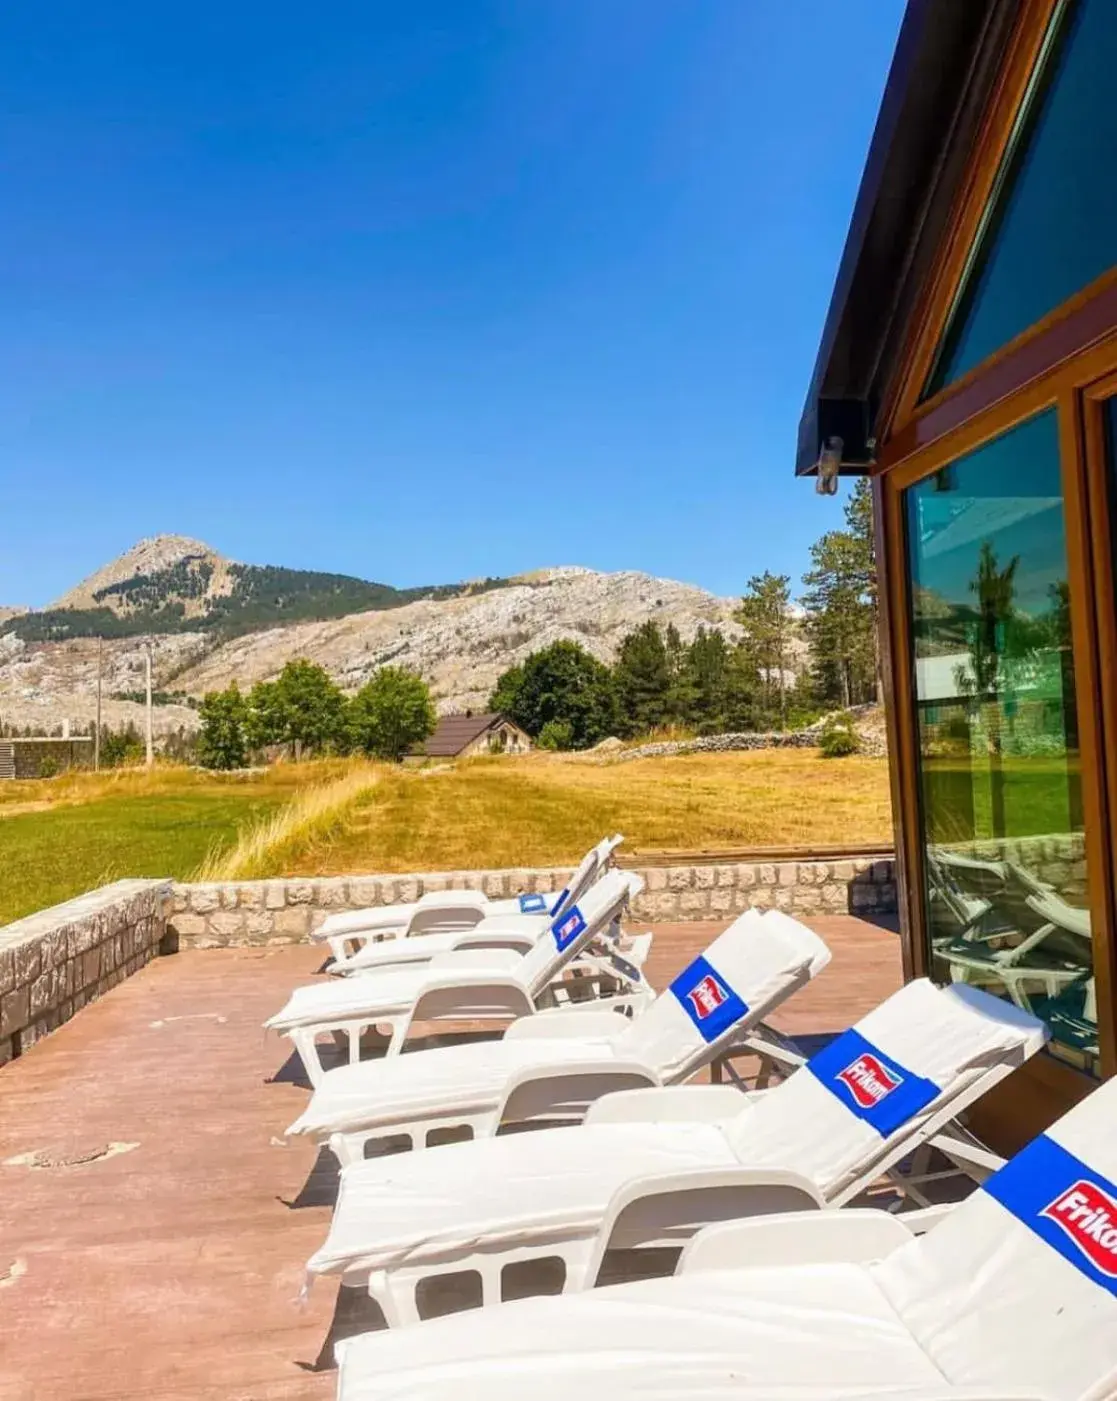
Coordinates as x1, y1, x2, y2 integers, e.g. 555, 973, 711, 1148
51, 535, 231, 612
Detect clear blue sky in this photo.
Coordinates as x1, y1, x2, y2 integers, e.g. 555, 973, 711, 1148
0, 0, 904, 608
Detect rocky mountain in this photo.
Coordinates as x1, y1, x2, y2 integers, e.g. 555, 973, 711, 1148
0, 538, 756, 737
7, 533, 508, 645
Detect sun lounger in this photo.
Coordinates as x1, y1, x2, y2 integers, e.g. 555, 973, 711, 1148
285, 909, 832, 1163
305, 979, 1047, 1325
334, 1071, 1117, 1401
324, 856, 628, 979
314, 835, 623, 965
267, 870, 648, 1085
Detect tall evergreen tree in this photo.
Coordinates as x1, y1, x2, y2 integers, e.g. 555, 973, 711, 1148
735, 571, 793, 726
613, 622, 672, 736
801, 530, 876, 708
684, 626, 730, 733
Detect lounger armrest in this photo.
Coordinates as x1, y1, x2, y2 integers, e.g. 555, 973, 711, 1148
503, 1005, 634, 1040
427, 949, 524, 971
496, 1058, 661, 1126
584, 1084, 748, 1125
465, 914, 551, 935
679, 1208, 916, 1274
446, 930, 538, 954
587, 1164, 825, 1275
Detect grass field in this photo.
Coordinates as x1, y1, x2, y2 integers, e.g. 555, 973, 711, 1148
0, 764, 344, 924
0, 750, 894, 925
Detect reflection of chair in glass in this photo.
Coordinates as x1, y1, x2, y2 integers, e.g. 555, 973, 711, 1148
1032, 978, 1098, 1061
925, 851, 995, 943
936, 874, 1090, 1014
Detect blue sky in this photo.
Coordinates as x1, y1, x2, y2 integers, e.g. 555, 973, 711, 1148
0, 1, 904, 608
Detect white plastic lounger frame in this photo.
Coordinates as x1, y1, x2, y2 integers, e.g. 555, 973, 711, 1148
316, 835, 623, 965
334, 1076, 1117, 1401
286, 910, 832, 1163
267, 870, 648, 1086
325, 849, 627, 981
307, 980, 1047, 1326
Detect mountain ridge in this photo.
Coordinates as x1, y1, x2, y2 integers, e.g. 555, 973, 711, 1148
0, 536, 755, 738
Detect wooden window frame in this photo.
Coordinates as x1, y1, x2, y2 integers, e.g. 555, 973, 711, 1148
876, 347, 1117, 1101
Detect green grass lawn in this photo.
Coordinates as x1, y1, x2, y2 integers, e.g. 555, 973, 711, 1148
0, 789, 286, 924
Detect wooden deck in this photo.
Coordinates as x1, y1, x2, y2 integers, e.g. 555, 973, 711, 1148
0, 915, 901, 1401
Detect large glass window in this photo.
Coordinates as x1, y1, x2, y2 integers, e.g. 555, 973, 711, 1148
926, 0, 1117, 395
906, 410, 1096, 1074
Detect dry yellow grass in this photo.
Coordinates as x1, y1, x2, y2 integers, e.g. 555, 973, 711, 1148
277, 748, 894, 876
192, 761, 384, 880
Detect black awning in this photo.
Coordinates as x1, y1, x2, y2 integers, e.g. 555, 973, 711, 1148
795, 0, 1017, 475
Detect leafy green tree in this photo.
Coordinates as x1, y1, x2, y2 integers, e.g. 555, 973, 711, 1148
267, 659, 347, 755
613, 622, 672, 736
493, 640, 617, 749
197, 683, 249, 770
348, 667, 436, 761
244, 679, 284, 750
488, 663, 525, 719
735, 571, 793, 726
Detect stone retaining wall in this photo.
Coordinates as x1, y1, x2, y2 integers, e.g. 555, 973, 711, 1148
168, 855, 897, 948
0, 879, 172, 1064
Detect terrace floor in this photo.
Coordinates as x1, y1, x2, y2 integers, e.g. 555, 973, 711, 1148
0, 914, 901, 1401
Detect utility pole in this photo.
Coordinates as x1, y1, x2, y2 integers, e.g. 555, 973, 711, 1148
94, 636, 103, 771
144, 640, 154, 769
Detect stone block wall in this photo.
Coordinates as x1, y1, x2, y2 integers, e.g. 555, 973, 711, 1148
168, 855, 897, 948
0, 879, 171, 1064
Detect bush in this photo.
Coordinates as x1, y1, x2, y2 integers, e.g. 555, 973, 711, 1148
37, 755, 60, 779
537, 719, 574, 751
819, 711, 860, 758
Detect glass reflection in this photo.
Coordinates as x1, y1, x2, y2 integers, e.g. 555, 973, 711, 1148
906, 410, 1096, 1073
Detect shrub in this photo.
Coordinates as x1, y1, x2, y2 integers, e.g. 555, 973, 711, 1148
37, 755, 60, 779
819, 711, 860, 758
537, 719, 574, 751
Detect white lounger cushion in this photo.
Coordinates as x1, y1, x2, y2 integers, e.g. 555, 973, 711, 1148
723, 978, 1046, 1199
315, 1121, 739, 1275
336, 1263, 945, 1401
288, 909, 831, 1141
308, 981, 1044, 1280
325, 919, 549, 976
337, 1075, 1117, 1401
268, 870, 637, 1034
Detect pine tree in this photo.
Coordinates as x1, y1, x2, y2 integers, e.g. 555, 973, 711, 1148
735, 571, 793, 727
613, 622, 672, 737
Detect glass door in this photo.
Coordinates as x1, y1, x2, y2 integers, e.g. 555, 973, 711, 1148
903, 407, 1099, 1075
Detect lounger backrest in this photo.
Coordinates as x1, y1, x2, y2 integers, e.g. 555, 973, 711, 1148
515, 835, 624, 920
725, 980, 1047, 1200
518, 869, 641, 994
612, 910, 830, 1080
872, 1077, 1117, 1401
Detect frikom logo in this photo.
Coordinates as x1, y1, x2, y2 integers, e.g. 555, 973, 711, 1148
686, 974, 729, 1021
836, 1053, 902, 1109
1041, 1180, 1117, 1277
554, 909, 585, 947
